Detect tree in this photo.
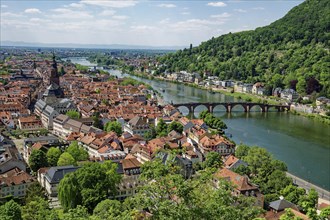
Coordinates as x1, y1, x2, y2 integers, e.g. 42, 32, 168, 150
232, 164, 250, 176
140, 159, 170, 180
156, 119, 168, 137
46, 147, 61, 167
93, 199, 122, 219
167, 121, 183, 133
203, 152, 222, 170
65, 141, 88, 161
0, 200, 22, 220
144, 126, 156, 140
199, 111, 227, 132
62, 206, 90, 220
320, 206, 330, 219
280, 185, 306, 205
104, 121, 122, 136
22, 197, 59, 220
266, 170, 292, 194
279, 208, 302, 220
25, 182, 46, 203
29, 150, 48, 172
58, 172, 81, 211
131, 160, 264, 220
299, 188, 318, 213
199, 110, 209, 119
57, 152, 77, 166
66, 110, 80, 119
296, 77, 307, 95
240, 146, 291, 195
58, 161, 121, 212
235, 144, 250, 159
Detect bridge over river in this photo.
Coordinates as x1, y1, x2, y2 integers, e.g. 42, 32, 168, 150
172, 102, 290, 115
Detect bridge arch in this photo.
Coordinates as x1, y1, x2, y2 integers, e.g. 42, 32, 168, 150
248, 104, 264, 112
193, 104, 209, 117
172, 102, 289, 114
212, 104, 227, 113
177, 106, 190, 116
230, 103, 246, 112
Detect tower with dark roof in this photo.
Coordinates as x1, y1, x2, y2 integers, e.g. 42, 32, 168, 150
49, 54, 60, 86
43, 54, 64, 102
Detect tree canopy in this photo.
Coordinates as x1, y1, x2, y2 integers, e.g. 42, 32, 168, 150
58, 161, 121, 212
46, 147, 62, 167
104, 121, 123, 136
157, 0, 330, 97
0, 200, 22, 220
66, 110, 80, 119
57, 152, 77, 166
65, 141, 88, 162
199, 110, 227, 132
29, 149, 48, 172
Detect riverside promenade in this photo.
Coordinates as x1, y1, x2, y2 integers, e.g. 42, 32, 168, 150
287, 172, 330, 202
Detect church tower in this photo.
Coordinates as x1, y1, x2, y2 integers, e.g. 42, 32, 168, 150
49, 54, 60, 86
43, 53, 64, 102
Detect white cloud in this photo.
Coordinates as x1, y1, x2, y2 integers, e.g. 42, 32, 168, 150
130, 25, 158, 32
24, 8, 41, 14
211, 12, 231, 18
29, 18, 51, 23
207, 2, 227, 7
68, 3, 85, 8
112, 15, 128, 20
1, 12, 24, 18
159, 18, 170, 24
158, 3, 176, 8
50, 8, 93, 19
252, 7, 265, 10
1, 4, 8, 8
80, 0, 137, 8
181, 12, 190, 15
170, 18, 226, 32
234, 9, 247, 13
99, 9, 116, 16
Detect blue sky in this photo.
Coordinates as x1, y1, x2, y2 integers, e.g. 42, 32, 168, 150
0, 0, 303, 47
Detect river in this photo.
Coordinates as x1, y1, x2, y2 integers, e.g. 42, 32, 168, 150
67, 57, 330, 191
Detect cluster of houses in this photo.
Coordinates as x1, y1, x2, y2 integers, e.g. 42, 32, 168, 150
162, 71, 304, 103
1, 52, 329, 219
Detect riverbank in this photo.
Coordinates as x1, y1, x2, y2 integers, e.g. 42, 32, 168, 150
121, 69, 330, 124
291, 110, 330, 125
121, 69, 283, 104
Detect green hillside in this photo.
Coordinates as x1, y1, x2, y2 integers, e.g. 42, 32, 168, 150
158, 0, 330, 97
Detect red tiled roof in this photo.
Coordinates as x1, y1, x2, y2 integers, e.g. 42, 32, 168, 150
215, 168, 258, 192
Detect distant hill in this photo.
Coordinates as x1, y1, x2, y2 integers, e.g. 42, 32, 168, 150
158, 0, 330, 97
0, 41, 185, 51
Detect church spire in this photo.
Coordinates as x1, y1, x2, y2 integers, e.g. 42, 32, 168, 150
52, 52, 57, 70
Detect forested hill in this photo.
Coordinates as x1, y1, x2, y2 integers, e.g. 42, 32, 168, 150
158, 0, 330, 97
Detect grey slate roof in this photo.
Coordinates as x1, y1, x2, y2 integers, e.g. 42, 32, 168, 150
24, 136, 59, 145
269, 198, 297, 211
35, 99, 47, 111
45, 165, 79, 184
183, 121, 194, 132
43, 106, 57, 117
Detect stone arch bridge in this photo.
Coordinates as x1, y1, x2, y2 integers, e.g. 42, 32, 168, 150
172, 102, 290, 114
